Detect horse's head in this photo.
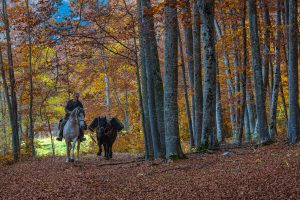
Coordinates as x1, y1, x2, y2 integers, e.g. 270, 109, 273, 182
89, 117, 108, 133
70, 107, 85, 129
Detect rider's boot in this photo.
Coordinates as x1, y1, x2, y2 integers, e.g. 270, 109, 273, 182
78, 129, 86, 142
56, 129, 63, 141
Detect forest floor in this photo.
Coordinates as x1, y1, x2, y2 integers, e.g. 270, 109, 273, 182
1, 140, 300, 200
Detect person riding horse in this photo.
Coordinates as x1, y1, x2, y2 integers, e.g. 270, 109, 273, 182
57, 92, 87, 142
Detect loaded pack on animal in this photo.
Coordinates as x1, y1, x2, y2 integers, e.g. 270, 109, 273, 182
88, 117, 124, 160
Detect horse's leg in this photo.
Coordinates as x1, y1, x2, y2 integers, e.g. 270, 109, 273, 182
97, 141, 102, 157
66, 140, 70, 162
70, 138, 77, 162
104, 144, 109, 160
109, 143, 113, 159
76, 140, 81, 161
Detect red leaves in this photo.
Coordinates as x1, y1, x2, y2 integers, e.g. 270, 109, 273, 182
1, 142, 300, 199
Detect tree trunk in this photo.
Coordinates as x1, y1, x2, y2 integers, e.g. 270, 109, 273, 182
248, 0, 270, 144
130, 1, 150, 157
198, 0, 218, 148
193, 1, 203, 148
214, 20, 235, 134
0, 92, 7, 156
46, 117, 55, 156
164, 0, 185, 159
26, 0, 35, 157
260, 0, 271, 103
124, 89, 130, 131
236, 0, 248, 145
179, 31, 194, 151
2, 0, 20, 161
182, 0, 195, 147
269, 0, 281, 140
101, 49, 111, 114
216, 64, 224, 143
142, 0, 164, 158
287, 0, 299, 144
137, 0, 153, 159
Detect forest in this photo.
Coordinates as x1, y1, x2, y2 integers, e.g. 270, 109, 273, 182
0, 0, 299, 199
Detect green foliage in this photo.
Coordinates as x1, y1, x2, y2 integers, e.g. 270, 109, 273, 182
197, 143, 208, 153
35, 138, 94, 156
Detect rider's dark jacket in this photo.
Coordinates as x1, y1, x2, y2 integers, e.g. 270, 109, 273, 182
65, 100, 84, 118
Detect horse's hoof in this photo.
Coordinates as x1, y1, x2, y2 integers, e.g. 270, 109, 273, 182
105, 157, 109, 160
70, 158, 75, 162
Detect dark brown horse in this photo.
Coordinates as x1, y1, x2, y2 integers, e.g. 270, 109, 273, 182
88, 117, 123, 160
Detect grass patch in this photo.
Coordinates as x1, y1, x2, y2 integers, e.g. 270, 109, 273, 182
36, 137, 94, 156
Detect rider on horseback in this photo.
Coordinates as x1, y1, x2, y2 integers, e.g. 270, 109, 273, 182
56, 92, 87, 142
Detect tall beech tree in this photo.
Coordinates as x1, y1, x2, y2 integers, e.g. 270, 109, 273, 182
164, 0, 185, 159
287, 0, 299, 144
198, 0, 218, 148
248, 0, 270, 144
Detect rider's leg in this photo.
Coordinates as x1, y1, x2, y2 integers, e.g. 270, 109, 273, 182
78, 128, 86, 142
56, 118, 67, 141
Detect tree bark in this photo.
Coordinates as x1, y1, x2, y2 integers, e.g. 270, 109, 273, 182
269, 0, 281, 140
1, 0, 20, 161
137, 0, 153, 159
287, 0, 299, 144
192, 1, 203, 148
237, 0, 248, 145
26, 0, 35, 157
214, 20, 235, 134
46, 117, 55, 156
179, 32, 194, 151
198, 0, 218, 148
248, 0, 270, 144
164, 0, 185, 159
182, 0, 195, 148
260, 0, 271, 103
216, 64, 224, 143
142, 0, 164, 158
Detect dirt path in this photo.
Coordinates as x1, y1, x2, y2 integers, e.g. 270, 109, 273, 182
1, 142, 300, 200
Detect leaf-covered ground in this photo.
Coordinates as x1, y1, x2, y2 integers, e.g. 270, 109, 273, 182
1, 141, 300, 200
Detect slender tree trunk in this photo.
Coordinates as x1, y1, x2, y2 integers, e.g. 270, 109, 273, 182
279, 81, 288, 127
164, 0, 185, 159
136, 0, 152, 157
287, 0, 299, 144
248, 0, 270, 144
260, 0, 271, 103
26, 0, 35, 157
182, 0, 195, 147
179, 32, 194, 150
246, 74, 256, 133
142, 0, 164, 158
233, 48, 241, 141
244, 109, 251, 143
2, 0, 20, 161
0, 92, 7, 156
137, 0, 153, 159
46, 117, 55, 156
237, 0, 248, 145
269, 0, 281, 140
193, 1, 203, 148
198, 0, 218, 148
101, 49, 111, 114
124, 89, 130, 131
214, 20, 235, 134
216, 64, 224, 143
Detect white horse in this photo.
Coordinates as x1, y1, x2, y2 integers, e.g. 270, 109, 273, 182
63, 107, 85, 162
